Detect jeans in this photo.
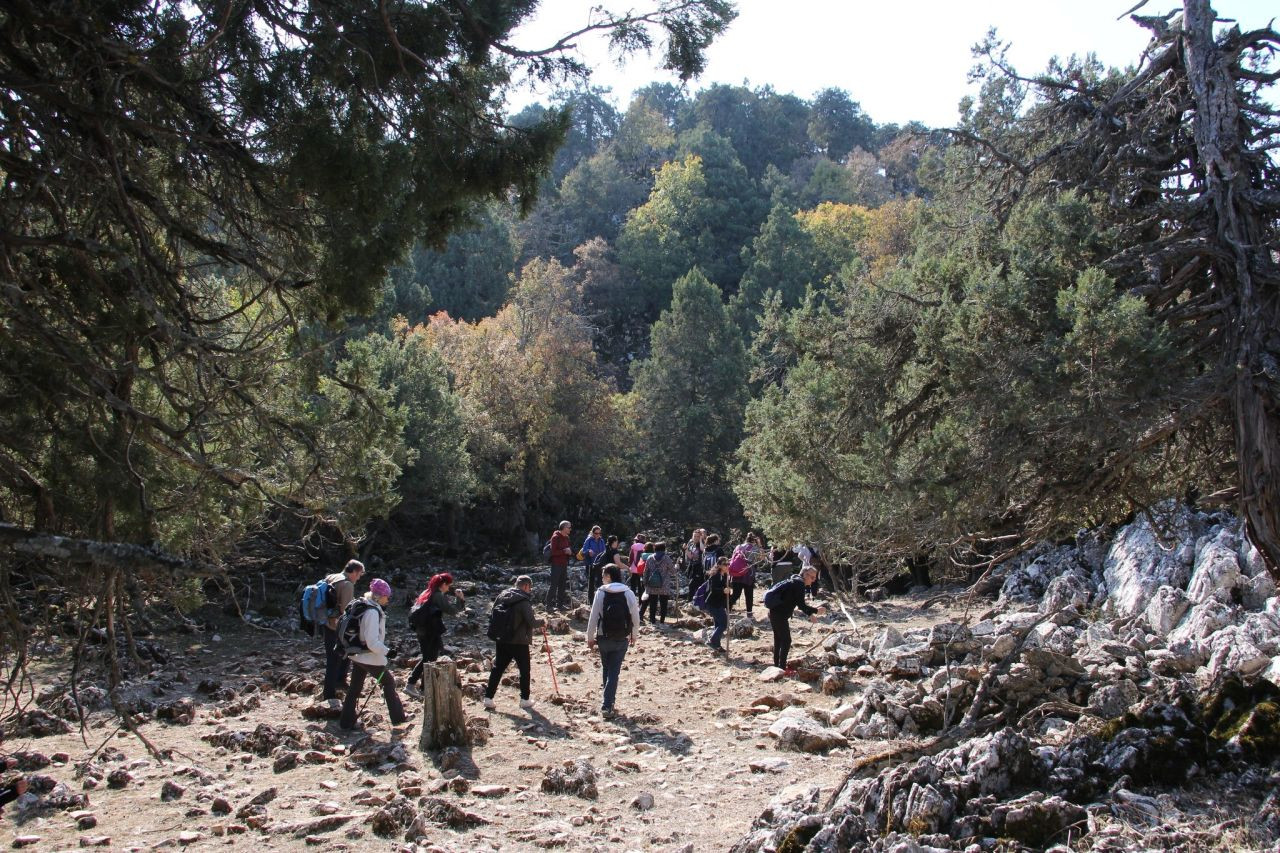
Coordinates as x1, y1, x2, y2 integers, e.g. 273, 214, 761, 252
597, 637, 628, 711
408, 630, 443, 688
708, 607, 728, 648
340, 662, 406, 729
546, 564, 569, 609
485, 642, 531, 700
769, 609, 791, 669
322, 625, 350, 700
730, 581, 755, 613
645, 593, 669, 623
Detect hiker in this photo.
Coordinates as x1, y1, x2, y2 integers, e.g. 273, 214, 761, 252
322, 559, 365, 709
586, 564, 640, 718
627, 534, 648, 598
339, 578, 408, 730
546, 521, 574, 611
581, 525, 607, 579
702, 533, 723, 576
484, 575, 546, 711
728, 533, 763, 617
705, 555, 731, 653
642, 541, 676, 624
406, 572, 466, 697
684, 528, 706, 600
764, 566, 825, 671
796, 542, 835, 597
589, 534, 625, 600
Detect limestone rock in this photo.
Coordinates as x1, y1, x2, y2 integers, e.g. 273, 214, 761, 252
767, 709, 849, 753
540, 759, 598, 800
1103, 502, 1199, 617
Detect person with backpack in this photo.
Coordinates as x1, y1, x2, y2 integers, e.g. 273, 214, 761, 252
727, 533, 763, 617
545, 521, 574, 611
701, 533, 723, 575
585, 564, 640, 718
684, 529, 706, 600
642, 541, 676, 625
705, 555, 731, 653
589, 534, 625, 601
321, 559, 365, 710
405, 572, 466, 698
484, 575, 546, 711
339, 578, 408, 730
627, 534, 647, 598
581, 525, 606, 577
763, 567, 826, 672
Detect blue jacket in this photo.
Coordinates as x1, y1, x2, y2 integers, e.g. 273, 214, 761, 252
582, 534, 607, 564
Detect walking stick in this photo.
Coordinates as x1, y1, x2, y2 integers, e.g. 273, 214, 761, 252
356, 666, 386, 718
540, 625, 561, 697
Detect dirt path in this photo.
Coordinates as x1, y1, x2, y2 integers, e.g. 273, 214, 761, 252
3, 588, 961, 851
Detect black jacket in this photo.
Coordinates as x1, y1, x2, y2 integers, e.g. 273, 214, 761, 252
494, 588, 542, 645
767, 576, 817, 619
707, 570, 730, 609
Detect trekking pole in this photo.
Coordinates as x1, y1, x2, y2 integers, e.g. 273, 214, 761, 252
540, 625, 561, 697
356, 667, 386, 718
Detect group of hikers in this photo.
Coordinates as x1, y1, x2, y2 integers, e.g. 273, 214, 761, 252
305, 522, 829, 727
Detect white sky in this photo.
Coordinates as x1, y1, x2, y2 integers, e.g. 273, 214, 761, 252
508, 0, 1276, 127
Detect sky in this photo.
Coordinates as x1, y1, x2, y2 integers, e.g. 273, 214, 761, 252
507, 0, 1276, 128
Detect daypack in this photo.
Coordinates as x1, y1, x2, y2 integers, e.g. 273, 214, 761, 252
541, 539, 553, 564
486, 596, 518, 643
763, 577, 794, 610
727, 548, 751, 579
644, 555, 666, 589
299, 578, 337, 634
409, 599, 445, 637
599, 590, 632, 640
692, 580, 711, 611
336, 597, 378, 657
702, 550, 718, 572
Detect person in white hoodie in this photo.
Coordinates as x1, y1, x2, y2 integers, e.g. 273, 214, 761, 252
339, 578, 408, 730
585, 564, 640, 718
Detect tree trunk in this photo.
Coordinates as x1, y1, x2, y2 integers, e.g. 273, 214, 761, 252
417, 659, 468, 751
1183, 0, 1280, 579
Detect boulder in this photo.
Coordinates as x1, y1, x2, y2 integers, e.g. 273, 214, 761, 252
1143, 585, 1190, 636
540, 759, 598, 800
768, 709, 849, 753
1186, 529, 1246, 604
1102, 502, 1199, 617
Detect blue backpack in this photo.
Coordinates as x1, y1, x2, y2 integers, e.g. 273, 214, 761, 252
299, 579, 336, 635
692, 580, 710, 611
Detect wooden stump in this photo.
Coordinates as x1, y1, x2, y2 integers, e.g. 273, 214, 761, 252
418, 659, 468, 750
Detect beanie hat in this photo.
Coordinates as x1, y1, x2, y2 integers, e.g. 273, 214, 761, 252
370, 578, 392, 598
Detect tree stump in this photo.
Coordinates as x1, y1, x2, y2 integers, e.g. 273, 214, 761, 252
418, 659, 468, 750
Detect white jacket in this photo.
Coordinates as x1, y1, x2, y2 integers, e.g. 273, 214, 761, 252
351, 595, 390, 667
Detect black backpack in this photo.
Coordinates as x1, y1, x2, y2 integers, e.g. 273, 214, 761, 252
486, 596, 518, 643
599, 590, 632, 640
336, 598, 378, 656
409, 600, 446, 637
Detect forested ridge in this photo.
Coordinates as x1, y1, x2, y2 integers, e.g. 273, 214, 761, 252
1, 0, 1277, 665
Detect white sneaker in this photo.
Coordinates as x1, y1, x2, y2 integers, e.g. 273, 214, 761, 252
482, 697, 495, 711
325, 698, 341, 711
519, 699, 535, 711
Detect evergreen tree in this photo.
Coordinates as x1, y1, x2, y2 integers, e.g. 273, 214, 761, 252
631, 269, 748, 524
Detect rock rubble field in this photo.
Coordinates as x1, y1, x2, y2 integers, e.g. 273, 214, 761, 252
4, 503, 1279, 851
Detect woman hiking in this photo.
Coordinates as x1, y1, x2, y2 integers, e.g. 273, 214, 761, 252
406, 572, 465, 697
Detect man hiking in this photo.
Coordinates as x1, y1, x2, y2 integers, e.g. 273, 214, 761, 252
546, 521, 574, 611
322, 559, 365, 709
339, 578, 408, 731
764, 566, 826, 672
484, 575, 546, 711
585, 564, 640, 718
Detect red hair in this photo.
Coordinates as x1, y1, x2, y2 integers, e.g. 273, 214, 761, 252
415, 572, 453, 606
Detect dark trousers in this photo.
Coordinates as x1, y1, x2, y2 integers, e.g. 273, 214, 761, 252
628, 572, 645, 598
644, 593, 669, 623
485, 642, 531, 700
546, 564, 569, 609
322, 626, 349, 700
587, 564, 603, 601
340, 662, 406, 729
730, 581, 755, 612
597, 637, 628, 711
769, 609, 791, 669
408, 630, 443, 687
687, 573, 702, 600
708, 606, 728, 649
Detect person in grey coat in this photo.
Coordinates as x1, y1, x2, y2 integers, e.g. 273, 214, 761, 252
586, 564, 641, 718
642, 541, 677, 624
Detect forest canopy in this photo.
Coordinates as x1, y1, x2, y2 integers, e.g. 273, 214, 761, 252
1, 0, 1277, 645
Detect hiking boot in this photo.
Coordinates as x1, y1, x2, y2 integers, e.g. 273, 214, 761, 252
405, 683, 422, 699
324, 698, 341, 711
482, 697, 495, 711
519, 698, 535, 711
601, 707, 616, 720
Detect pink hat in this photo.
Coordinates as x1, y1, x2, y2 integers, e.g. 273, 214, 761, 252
370, 578, 392, 598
